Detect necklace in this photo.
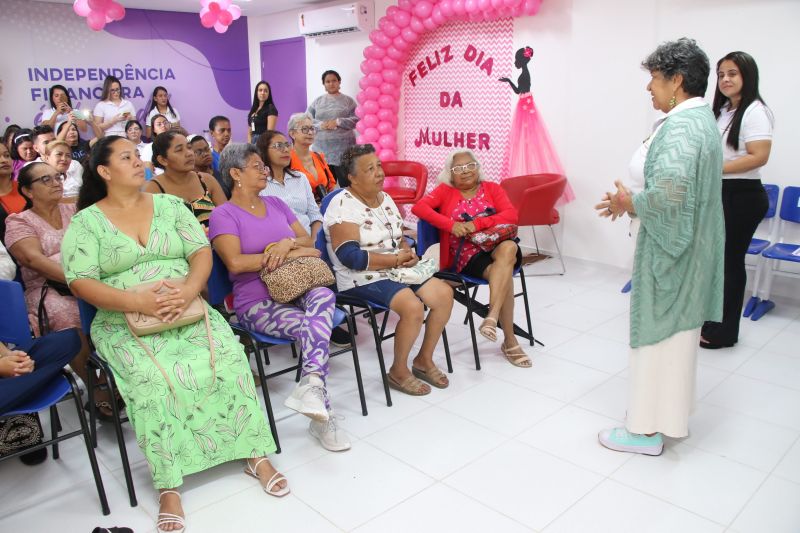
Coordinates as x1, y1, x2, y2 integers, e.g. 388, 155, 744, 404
348, 189, 397, 249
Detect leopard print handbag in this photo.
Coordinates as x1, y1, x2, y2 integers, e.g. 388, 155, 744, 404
260, 257, 335, 303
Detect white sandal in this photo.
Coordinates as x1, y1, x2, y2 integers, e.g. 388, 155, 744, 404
157, 490, 185, 533
245, 457, 290, 497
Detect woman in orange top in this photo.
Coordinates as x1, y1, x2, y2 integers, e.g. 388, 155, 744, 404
287, 112, 337, 203
0, 143, 27, 242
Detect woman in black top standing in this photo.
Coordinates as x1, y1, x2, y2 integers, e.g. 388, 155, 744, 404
248, 81, 278, 145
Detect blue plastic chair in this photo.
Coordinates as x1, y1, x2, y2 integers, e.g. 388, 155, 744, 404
208, 251, 367, 450
750, 186, 800, 320
416, 218, 540, 370
318, 189, 453, 405
743, 184, 780, 317
78, 299, 137, 507
0, 280, 109, 515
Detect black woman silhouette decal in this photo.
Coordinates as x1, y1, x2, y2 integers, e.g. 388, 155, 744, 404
499, 46, 575, 204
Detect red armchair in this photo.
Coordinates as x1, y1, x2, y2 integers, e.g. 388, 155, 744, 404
501, 174, 567, 275
382, 160, 428, 206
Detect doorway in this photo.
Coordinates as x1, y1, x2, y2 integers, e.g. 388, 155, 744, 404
260, 37, 307, 134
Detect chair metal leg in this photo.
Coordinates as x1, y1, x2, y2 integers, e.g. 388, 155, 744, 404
252, 345, 280, 454
532, 226, 540, 255
345, 314, 368, 416
518, 268, 536, 347
50, 405, 59, 459
86, 363, 97, 447
349, 305, 358, 336
105, 372, 138, 507
366, 307, 392, 407
549, 225, 566, 275
441, 327, 453, 373
65, 370, 110, 515
292, 344, 302, 383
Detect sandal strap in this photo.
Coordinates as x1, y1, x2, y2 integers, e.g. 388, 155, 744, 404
247, 457, 268, 476
158, 490, 181, 502
266, 472, 287, 492
393, 374, 428, 393
157, 513, 185, 526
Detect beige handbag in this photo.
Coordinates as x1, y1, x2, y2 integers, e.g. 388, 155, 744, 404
124, 278, 215, 405
260, 257, 335, 303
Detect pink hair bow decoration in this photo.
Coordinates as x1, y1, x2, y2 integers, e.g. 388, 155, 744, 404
523, 47, 534, 58
73, 0, 126, 32
199, 0, 242, 34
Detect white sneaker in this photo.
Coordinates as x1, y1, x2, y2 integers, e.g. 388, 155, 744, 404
309, 411, 351, 452
284, 375, 329, 422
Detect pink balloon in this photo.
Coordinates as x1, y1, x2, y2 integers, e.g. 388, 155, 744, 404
386, 45, 405, 60
362, 114, 379, 128
452, 0, 466, 15
400, 27, 419, 44
379, 18, 401, 38
201, 11, 217, 28
379, 82, 395, 95
377, 108, 395, 122
379, 149, 396, 161
217, 9, 233, 25
364, 86, 381, 100
356, 120, 368, 134
229, 4, 242, 19
465, 0, 480, 13
377, 121, 393, 134
362, 101, 380, 115
379, 134, 396, 149
362, 128, 380, 142
214, 21, 229, 33
440, 0, 454, 16
491, 0, 503, 7
73, 0, 91, 17
382, 69, 401, 84
393, 36, 410, 51
523, 0, 541, 14
409, 16, 425, 34
87, 0, 110, 10
86, 10, 106, 30
200, 6, 209, 17
208, 2, 221, 13
356, 92, 368, 105
382, 57, 399, 70
393, 10, 411, 28
510, 3, 523, 16
397, 0, 414, 11
359, 77, 370, 90
364, 45, 385, 60
217, 0, 231, 8
504, 0, 519, 6
105, 14, 113, 23
107, 2, 125, 21
355, 105, 365, 118
414, 1, 434, 18
478, 0, 492, 9
431, 6, 445, 23
377, 94, 395, 109
423, 17, 438, 31
369, 30, 392, 48
366, 72, 383, 87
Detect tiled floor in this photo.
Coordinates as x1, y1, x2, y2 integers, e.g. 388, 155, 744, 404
2, 257, 799, 533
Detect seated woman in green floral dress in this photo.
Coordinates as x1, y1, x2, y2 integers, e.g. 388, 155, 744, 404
61, 136, 288, 533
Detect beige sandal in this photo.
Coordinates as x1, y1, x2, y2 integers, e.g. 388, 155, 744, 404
502, 343, 532, 368
387, 373, 431, 396
245, 457, 290, 497
157, 490, 185, 533
479, 317, 498, 342
412, 366, 449, 389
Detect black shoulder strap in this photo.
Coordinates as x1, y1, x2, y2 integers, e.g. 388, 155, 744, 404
312, 151, 336, 185
152, 179, 166, 193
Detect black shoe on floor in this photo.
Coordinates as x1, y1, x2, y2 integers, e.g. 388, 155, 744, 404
330, 326, 352, 348
20, 447, 47, 465
699, 339, 735, 350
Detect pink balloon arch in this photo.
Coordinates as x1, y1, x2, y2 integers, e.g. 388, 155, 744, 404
73, 0, 126, 31
355, 0, 543, 161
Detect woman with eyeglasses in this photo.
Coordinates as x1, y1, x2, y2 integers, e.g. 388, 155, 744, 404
413, 150, 529, 368
287, 112, 337, 203
0, 143, 27, 242
10, 129, 37, 180
210, 143, 350, 452
256, 130, 324, 241
247, 81, 279, 145
144, 131, 226, 228
93, 76, 136, 137
326, 144, 455, 395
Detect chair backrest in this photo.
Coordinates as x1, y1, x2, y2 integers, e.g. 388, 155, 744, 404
779, 186, 800, 224
317, 188, 345, 268
320, 188, 344, 216
382, 160, 428, 203
763, 184, 780, 219
207, 251, 234, 307
501, 174, 567, 227
0, 279, 32, 346
77, 298, 98, 337
416, 219, 440, 256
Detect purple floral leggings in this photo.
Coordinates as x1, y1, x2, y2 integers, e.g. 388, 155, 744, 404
238, 287, 335, 400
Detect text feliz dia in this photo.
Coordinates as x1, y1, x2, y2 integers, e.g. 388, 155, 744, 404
407, 44, 494, 87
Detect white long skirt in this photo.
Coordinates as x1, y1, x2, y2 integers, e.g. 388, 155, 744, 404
626, 327, 701, 438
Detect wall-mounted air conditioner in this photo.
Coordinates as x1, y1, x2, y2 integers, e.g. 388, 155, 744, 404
298, 2, 374, 37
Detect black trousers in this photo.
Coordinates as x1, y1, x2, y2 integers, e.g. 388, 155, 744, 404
0, 329, 81, 413
329, 164, 350, 188
702, 180, 769, 345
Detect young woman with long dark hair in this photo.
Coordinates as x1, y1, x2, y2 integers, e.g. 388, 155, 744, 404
247, 80, 278, 145
145, 86, 181, 138
701, 52, 774, 349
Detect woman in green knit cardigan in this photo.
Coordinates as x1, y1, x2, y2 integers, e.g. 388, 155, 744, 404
595, 38, 725, 456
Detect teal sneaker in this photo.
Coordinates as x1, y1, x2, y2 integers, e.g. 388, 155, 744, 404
598, 427, 663, 456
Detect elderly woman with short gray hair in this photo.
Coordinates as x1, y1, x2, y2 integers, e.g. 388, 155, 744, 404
412, 149, 529, 368
209, 143, 350, 452
287, 112, 337, 202
594, 38, 724, 455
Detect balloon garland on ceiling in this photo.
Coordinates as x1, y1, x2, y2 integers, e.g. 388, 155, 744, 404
73, 0, 126, 31
356, 0, 542, 161
199, 0, 242, 33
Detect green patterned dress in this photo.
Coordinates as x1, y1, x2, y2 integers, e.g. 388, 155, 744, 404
61, 193, 276, 489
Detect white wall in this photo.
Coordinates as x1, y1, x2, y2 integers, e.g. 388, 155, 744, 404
248, 0, 800, 273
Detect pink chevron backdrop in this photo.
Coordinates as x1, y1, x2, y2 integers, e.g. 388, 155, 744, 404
401, 18, 513, 189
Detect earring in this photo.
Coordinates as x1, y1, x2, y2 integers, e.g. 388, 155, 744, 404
669, 95, 677, 109
236, 179, 242, 188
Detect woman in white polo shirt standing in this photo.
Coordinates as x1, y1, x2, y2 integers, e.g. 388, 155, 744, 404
701, 52, 774, 349
92, 76, 136, 137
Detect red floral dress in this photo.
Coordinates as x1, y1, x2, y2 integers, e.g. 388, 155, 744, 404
449, 184, 493, 273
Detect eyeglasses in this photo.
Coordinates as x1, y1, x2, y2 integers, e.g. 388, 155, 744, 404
31, 173, 66, 186
110, 88, 121, 93
451, 162, 479, 175
243, 163, 268, 174
268, 141, 293, 151
292, 126, 317, 135
193, 147, 211, 156
127, 126, 141, 133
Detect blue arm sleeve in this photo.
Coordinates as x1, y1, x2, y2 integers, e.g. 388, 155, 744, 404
335, 240, 369, 270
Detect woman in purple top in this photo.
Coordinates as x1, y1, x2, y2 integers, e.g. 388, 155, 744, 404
209, 143, 350, 453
